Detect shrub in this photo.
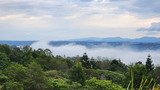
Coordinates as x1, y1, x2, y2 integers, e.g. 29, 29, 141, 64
45, 70, 68, 79
85, 77, 124, 90
47, 78, 70, 90
85, 69, 126, 86
2, 81, 24, 90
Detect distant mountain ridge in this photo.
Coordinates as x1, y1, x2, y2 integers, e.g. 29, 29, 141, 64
49, 37, 160, 51
69, 37, 160, 43
0, 41, 37, 46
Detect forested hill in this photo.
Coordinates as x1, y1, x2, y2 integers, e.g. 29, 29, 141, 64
0, 45, 160, 90
0, 41, 37, 46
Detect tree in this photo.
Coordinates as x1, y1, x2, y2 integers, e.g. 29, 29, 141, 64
0, 53, 10, 70
21, 46, 33, 64
145, 54, 154, 73
70, 61, 86, 86
0, 45, 11, 56
44, 49, 53, 57
0, 52, 10, 69
90, 57, 97, 69
9, 47, 24, 64
81, 53, 91, 69
109, 59, 127, 72
24, 62, 47, 90
3, 63, 27, 83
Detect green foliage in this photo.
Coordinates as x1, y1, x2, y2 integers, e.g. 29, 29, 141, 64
154, 66, 160, 84
47, 78, 70, 90
70, 62, 86, 86
128, 67, 156, 90
36, 57, 69, 71
0, 53, 10, 70
126, 64, 147, 88
69, 82, 82, 90
9, 47, 23, 63
24, 62, 47, 90
45, 70, 68, 79
0, 73, 8, 84
90, 57, 98, 69
85, 77, 124, 90
85, 69, 126, 86
145, 54, 154, 73
0, 45, 159, 90
109, 59, 128, 72
95, 60, 111, 70
81, 53, 91, 69
2, 81, 24, 90
9, 46, 33, 65
0, 45, 11, 56
3, 63, 27, 83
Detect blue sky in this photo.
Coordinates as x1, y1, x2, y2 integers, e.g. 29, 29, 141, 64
0, 0, 160, 40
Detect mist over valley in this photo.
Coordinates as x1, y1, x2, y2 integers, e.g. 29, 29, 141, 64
31, 37, 160, 65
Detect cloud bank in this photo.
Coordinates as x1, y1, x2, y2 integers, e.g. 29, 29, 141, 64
31, 41, 160, 65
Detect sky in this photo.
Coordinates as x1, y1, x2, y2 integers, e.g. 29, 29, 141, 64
0, 0, 160, 40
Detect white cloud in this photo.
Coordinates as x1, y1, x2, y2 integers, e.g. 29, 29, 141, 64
31, 41, 160, 65
0, 14, 53, 29
0, 0, 160, 40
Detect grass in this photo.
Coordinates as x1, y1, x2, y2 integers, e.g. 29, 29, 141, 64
127, 68, 157, 90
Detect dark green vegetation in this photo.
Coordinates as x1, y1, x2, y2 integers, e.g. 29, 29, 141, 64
0, 44, 160, 90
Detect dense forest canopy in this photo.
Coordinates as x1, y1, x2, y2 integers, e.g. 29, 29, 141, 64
0, 44, 160, 90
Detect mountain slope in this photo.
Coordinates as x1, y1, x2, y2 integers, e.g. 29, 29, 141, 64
69, 37, 160, 43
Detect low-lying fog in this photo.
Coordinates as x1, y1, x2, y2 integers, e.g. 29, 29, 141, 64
31, 41, 160, 65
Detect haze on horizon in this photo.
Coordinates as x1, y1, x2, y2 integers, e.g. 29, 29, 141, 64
31, 41, 160, 65
0, 0, 160, 40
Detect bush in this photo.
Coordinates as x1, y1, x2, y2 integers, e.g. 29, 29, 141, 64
85, 77, 124, 90
47, 78, 70, 90
45, 70, 68, 79
85, 69, 126, 86
69, 82, 82, 90
2, 81, 24, 90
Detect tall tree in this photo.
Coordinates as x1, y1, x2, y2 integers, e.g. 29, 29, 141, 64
90, 57, 97, 69
70, 61, 86, 86
81, 53, 91, 69
145, 54, 154, 73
